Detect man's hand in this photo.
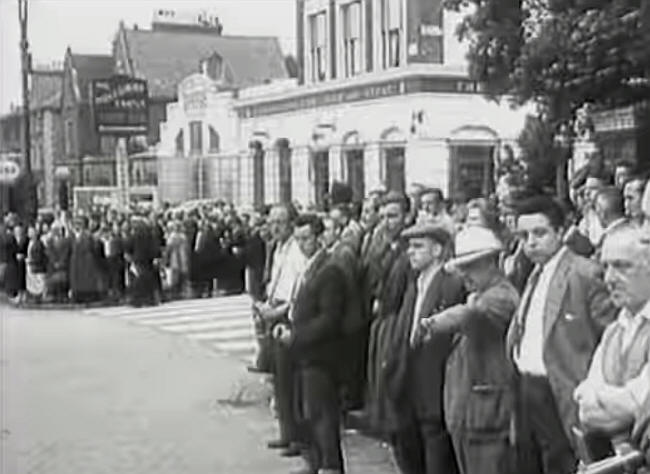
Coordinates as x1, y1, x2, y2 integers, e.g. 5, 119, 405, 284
272, 323, 292, 346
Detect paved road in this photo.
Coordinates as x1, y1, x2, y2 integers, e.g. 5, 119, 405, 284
1, 301, 397, 474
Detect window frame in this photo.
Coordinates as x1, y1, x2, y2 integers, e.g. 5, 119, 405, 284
341, 1, 363, 77
189, 121, 203, 155
309, 11, 328, 82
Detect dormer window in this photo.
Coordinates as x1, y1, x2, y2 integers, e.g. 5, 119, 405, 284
309, 12, 327, 82
200, 53, 225, 82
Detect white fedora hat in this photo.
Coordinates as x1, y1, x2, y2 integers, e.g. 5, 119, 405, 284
446, 226, 502, 270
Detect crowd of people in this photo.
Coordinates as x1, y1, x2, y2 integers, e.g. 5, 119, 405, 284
246, 168, 650, 474
1, 161, 650, 473
0, 201, 263, 306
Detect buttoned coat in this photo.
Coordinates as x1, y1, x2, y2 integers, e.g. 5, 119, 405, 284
289, 251, 347, 373
382, 267, 466, 432
506, 248, 617, 444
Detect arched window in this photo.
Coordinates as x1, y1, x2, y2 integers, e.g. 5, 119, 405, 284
175, 130, 184, 157
208, 126, 220, 152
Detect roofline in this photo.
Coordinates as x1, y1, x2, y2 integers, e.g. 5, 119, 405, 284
124, 28, 281, 42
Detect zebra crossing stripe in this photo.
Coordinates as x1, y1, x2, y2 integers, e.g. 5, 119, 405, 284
84, 294, 257, 357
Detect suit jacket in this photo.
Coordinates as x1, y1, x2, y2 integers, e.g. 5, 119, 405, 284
328, 240, 363, 335
290, 250, 346, 373
383, 267, 466, 430
506, 248, 617, 443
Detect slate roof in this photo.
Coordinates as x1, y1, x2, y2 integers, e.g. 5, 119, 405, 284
30, 71, 63, 110
122, 28, 288, 98
70, 54, 115, 101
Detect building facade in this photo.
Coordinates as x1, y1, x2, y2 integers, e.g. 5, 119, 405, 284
158, 0, 532, 209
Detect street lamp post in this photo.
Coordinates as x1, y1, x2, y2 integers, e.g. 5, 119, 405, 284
553, 122, 573, 202
18, 0, 36, 219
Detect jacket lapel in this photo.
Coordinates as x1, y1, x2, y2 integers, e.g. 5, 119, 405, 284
542, 250, 573, 343
406, 267, 446, 340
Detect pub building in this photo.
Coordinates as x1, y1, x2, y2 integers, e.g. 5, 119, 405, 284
157, 0, 532, 208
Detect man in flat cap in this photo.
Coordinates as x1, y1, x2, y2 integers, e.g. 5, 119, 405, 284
382, 221, 465, 474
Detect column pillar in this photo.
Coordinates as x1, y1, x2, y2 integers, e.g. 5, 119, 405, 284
364, 142, 381, 193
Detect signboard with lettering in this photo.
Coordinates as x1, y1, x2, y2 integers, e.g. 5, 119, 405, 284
237, 76, 485, 118
180, 74, 214, 116
0, 160, 20, 183
91, 75, 149, 135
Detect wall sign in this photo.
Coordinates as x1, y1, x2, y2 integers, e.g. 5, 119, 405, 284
0, 160, 20, 183
237, 76, 485, 118
92, 75, 149, 135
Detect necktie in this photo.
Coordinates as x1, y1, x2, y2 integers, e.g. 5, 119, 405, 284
514, 265, 543, 357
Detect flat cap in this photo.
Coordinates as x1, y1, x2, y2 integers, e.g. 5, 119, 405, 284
401, 222, 451, 246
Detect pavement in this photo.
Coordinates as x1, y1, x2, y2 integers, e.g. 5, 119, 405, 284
0, 300, 397, 474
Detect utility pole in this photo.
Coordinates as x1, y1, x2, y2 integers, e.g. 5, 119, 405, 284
18, 0, 36, 219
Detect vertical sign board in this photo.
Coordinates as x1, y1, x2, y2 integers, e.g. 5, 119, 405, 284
91, 75, 149, 210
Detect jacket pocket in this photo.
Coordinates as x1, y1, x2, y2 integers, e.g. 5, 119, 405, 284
464, 384, 512, 432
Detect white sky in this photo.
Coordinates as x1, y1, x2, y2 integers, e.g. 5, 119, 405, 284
0, 0, 296, 114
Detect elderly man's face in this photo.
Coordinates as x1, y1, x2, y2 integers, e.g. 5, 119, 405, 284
420, 192, 441, 215
601, 232, 650, 311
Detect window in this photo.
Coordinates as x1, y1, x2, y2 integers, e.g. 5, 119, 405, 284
208, 126, 220, 152
381, 0, 402, 68
64, 120, 74, 156
309, 12, 327, 82
343, 2, 362, 77
175, 130, 184, 157
189, 121, 202, 155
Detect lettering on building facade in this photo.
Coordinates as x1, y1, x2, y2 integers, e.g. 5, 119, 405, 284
237, 76, 484, 118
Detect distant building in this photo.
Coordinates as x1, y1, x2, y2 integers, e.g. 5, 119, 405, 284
59, 48, 115, 194
111, 16, 290, 205
158, 0, 532, 208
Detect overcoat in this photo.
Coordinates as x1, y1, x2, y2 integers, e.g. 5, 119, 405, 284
505, 248, 617, 444
382, 267, 465, 432
69, 233, 106, 295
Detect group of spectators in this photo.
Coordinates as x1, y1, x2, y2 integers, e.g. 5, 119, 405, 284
247, 170, 650, 474
0, 201, 264, 306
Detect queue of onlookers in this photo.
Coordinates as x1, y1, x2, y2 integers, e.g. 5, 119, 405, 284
247, 169, 650, 474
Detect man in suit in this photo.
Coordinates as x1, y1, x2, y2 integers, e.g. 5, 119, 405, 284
506, 195, 617, 474
321, 215, 364, 410
382, 222, 465, 474
254, 204, 307, 457
275, 214, 347, 474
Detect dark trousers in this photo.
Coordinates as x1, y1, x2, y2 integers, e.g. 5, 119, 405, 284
392, 418, 459, 474
273, 342, 299, 444
515, 374, 577, 474
298, 366, 344, 472
450, 431, 513, 474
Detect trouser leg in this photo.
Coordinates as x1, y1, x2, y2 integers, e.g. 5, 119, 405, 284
450, 431, 513, 474
274, 343, 298, 443
391, 423, 425, 474
516, 374, 577, 474
419, 418, 458, 474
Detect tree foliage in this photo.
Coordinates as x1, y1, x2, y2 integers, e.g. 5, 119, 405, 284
445, 0, 650, 119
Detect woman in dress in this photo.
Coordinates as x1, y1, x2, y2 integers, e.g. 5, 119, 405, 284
26, 224, 48, 302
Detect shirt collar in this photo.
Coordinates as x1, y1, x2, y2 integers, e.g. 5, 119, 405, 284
618, 300, 650, 326
536, 245, 568, 275
417, 262, 441, 289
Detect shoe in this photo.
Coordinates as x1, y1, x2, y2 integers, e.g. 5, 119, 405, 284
266, 439, 289, 449
280, 443, 303, 457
